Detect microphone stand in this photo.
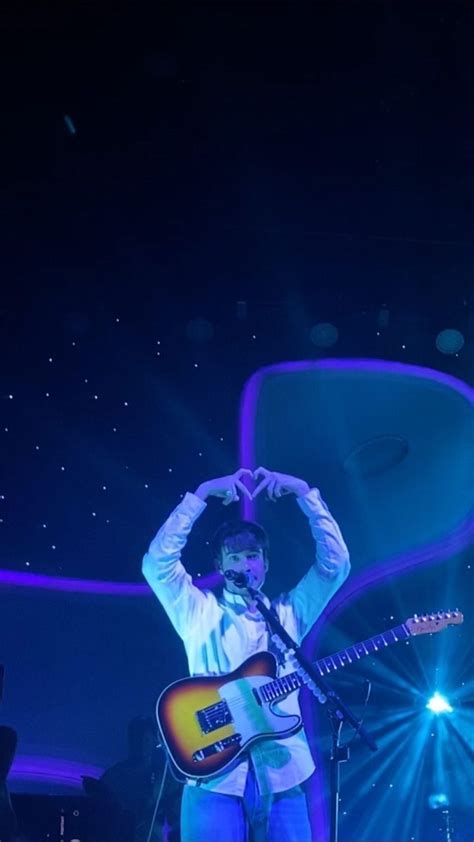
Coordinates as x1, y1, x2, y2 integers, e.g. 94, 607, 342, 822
233, 575, 378, 842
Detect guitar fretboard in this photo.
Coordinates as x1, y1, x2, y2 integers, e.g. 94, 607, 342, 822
257, 623, 410, 704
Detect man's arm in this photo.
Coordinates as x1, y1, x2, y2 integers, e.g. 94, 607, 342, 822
297, 487, 350, 581
253, 467, 350, 641
142, 469, 253, 639
142, 491, 208, 639
291, 485, 350, 640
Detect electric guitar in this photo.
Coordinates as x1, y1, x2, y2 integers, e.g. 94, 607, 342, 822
156, 610, 463, 780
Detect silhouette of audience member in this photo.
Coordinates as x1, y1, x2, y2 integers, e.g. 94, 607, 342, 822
0, 726, 18, 842
87, 716, 181, 842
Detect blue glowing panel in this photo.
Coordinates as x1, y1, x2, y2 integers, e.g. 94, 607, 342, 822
239, 358, 474, 842
239, 359, 474, 596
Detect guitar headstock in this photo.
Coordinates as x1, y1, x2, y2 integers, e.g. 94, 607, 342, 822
406, 610, 464, 636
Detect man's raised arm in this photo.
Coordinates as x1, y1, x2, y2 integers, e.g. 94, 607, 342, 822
142, 469, 253, 637
252, 467, 350, 640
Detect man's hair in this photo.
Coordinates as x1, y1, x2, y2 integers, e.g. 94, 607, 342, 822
210, 520, 270, 568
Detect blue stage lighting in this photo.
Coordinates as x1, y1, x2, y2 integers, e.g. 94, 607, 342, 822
428, 793, 449, 810
426, 692, 453, 715
435, 328, 464, 354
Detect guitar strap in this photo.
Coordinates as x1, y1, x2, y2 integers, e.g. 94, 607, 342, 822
265, 602, 287, 669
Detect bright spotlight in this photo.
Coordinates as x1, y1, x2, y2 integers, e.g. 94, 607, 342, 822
426, 691, 453, 715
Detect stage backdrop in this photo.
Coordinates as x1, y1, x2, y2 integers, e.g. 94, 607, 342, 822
1, 358, 473, 841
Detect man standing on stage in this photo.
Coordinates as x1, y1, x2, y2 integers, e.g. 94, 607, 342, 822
142, 466, 350, 842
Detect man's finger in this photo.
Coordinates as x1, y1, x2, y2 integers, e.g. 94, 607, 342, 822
253, 466, 269, 480
252, 477, 270, 498
236, 479, 253, 501
267, 480, 277, 501
235, 468, 254, 479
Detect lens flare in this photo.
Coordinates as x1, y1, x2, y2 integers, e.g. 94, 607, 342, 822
426, 692, 453, 715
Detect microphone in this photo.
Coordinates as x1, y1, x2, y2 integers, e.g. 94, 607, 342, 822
223, 570, 250, 588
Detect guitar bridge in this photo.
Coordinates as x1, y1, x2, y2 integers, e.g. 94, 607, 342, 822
196, 700, 233, 734
193, 733, 242, 762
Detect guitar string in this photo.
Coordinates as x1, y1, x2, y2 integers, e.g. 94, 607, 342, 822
212, 632, 403, 716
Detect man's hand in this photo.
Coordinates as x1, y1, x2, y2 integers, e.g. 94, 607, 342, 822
195, 469, 254, 505
252, 467, 310, 501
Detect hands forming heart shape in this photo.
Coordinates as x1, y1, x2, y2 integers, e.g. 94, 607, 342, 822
235, 467, 283, 501
201, 467, 310, 505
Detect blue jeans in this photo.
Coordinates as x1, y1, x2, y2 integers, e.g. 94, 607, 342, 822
180, 770, 313, 842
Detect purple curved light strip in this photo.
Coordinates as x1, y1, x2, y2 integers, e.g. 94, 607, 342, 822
238, 357, 474, 839
0, 570, 149, 595
10, 755, 105, 787
0, 568, 222, 594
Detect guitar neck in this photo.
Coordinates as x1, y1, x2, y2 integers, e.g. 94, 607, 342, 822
314, 623, 410, 675
257, 623, 410, 704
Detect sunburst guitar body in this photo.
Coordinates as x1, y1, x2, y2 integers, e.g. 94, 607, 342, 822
156, 610, 463, 781
157, 651, 300, 780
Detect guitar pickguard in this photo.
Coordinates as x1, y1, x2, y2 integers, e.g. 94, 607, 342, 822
218, 675, 301, 743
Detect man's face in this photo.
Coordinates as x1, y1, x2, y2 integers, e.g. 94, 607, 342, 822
218, 537, 268, 594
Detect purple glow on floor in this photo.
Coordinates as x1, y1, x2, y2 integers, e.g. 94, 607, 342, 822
10, 755, 105, 787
